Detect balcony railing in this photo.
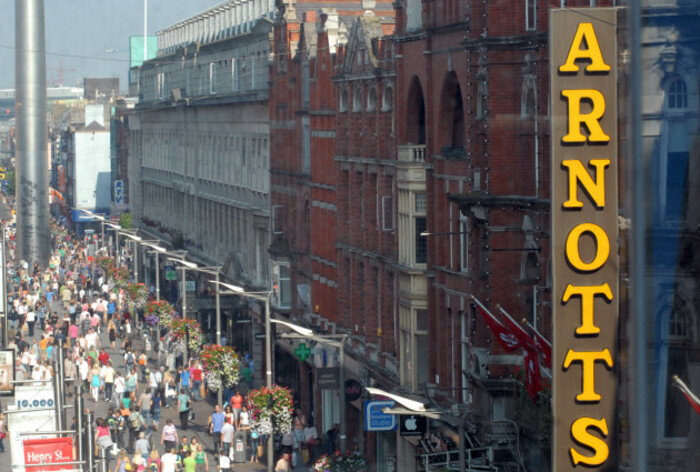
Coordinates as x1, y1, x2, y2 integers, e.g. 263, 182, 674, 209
398, 144, 426, 163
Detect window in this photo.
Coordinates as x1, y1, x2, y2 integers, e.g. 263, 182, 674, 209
353, 87, 363, 112
367, 87, 377, 111
382, 196, 394, 231
400, 306, 429, 389
340, 88, 349, 112
398, 191, 428, 266
232, 58, 240, 92
667, 78, 687, 110
526, 0, 536, 31
209, 62, 216, 94
302, 117, 310, 174
272, 205, 284, 234
406, 0, 422, 31
272, 261, 291, 309
382, 85, 393, 111
460, 214, 469, 272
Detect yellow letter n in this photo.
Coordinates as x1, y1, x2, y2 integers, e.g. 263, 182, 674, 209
562, 159, 610, 209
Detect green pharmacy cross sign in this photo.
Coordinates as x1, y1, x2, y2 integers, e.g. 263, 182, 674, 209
294, 342, 312, 361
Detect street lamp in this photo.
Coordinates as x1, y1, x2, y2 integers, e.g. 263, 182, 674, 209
272, 319, 350, 452
168, 257, 198, 364
121, 231, 142, 283
104, 222, 121, 267
141, 242, 166, 301
366, 387, 470, 472
212, 280, 274, 472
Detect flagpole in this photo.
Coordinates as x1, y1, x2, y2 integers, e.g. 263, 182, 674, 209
525, 320, 551, 349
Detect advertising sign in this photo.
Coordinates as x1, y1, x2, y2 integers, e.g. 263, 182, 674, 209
399, 414, 426, 437
364, 401, 397, 432
8, 384, 57, 472
0, 349, 14, 395
550, 8, 619, 471
317, 367, 339, 390
23, 437, 74, 472
114, 180, 124, 205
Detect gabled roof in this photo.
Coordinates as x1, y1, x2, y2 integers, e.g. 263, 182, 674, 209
78, 121, 107, 132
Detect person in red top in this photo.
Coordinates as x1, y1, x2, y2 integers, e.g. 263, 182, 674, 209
98, 348, 110, 366
191, 364, 203, 401
230, 391, 243, 427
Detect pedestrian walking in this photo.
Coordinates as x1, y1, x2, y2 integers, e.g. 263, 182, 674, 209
161, 419, 178, 453
177, 389, 190, 430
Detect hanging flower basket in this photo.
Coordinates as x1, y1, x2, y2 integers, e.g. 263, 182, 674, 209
247, 385, 294, 435
96, 257, 115, 273
145, 300, 176, 326
125, 282, 149, 310
313, 451, 369, 472
200, 344, 240, 391
170, 318, 205, 351
110, 266, 130, 288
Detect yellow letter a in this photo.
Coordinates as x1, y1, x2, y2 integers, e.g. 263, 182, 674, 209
559, 23, 611, 73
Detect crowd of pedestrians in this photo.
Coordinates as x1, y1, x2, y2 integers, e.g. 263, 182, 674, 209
1, 212, 346, 472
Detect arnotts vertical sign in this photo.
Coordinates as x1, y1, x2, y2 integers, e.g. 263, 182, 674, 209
550, 8, 618, 471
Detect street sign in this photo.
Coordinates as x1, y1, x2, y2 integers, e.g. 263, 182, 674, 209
316, 367, 339, 390
399, 414, 426, 437
114, 180, 124, 205
344, 379, 363, 402
23, 437, 74, 472
164, 266, 177, 280
294, 342, 311, 361
364, 401, 397, 431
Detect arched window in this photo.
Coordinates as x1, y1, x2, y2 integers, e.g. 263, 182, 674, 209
340, 88, 349, 112
667, 78, 688, 110
367, 87, 377, 111
353, 86, 363, 112
382, 85, 393, 111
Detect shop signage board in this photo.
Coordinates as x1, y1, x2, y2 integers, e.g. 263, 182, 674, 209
550, 8, 619, 471
316, 367, 339, 390
8, 383, 57, 472
23, 437, 74, 472
364, 401, 397, 431
399, 414, 426, 437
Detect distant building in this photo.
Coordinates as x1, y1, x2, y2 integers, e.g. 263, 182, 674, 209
83, 78, 119, 101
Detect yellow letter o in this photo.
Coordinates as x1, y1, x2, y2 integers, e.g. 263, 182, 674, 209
565, 223, 609, 272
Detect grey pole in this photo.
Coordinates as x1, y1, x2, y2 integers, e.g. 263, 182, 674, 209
339, 337, 347, 452
15, 0, 50, 268
458, 419, 465, 472
58, 344, 66, 427
76, 383, 84, 472
115, 228, 120, 268
53, 361, 63, 431
154, 252, 160, 301
98, 443, 108, 472
1, 223, 7, 347
85, 411, 94, 472
181, 266, 188, 364
265, 295, 273, 472
215, 271, 222, 407
133, 241, 139, 284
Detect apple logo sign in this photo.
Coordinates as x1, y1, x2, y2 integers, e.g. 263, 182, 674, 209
405, 416, 418, 430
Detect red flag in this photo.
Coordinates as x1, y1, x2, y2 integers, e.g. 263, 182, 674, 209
673, 377, 700, 415
524, 346, 542, 399
472, 298, 522, 352
499, 307, 537, 350
527, 321, 552, 369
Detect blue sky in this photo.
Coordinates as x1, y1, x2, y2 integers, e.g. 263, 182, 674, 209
0, 0, 221, 90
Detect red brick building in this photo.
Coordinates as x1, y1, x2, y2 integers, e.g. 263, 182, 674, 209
268, 0, 395, 456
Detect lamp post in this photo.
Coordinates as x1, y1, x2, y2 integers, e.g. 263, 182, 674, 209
211, 280, 273, 472
271, 319, 349, 452
366, 387, 470, 472
121, 231, 142, 283
104, 222, 121, 267
168, 257, 197, 364
141, 242, 166, 301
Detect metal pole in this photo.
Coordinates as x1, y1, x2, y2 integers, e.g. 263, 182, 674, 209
53, 361, 62, 431
181, 266, 188, 364
458, 420, 465, 472
15, 0, 50, 268
265, 295, 273, 472
339, 338, 346, 452
85, 411, 94, 472
154, 252, 160, 301
1, 223, 7, 347
58, 343, 66, 426
101, 222, 105, 252
115, 229, 120, 268
76, 382, 84, 472
99, 444, 108, 472
134, 241, 139, 284
143, 0, 148, 63
215, 271, 222, 407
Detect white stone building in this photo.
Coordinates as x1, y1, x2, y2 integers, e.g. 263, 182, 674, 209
127, 1, 274, 293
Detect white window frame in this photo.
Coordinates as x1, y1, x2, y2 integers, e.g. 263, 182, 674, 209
526, 0, 536, 31
271, 261, 291, 309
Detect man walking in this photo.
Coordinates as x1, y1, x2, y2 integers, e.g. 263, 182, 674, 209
209, 405, 225, 453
